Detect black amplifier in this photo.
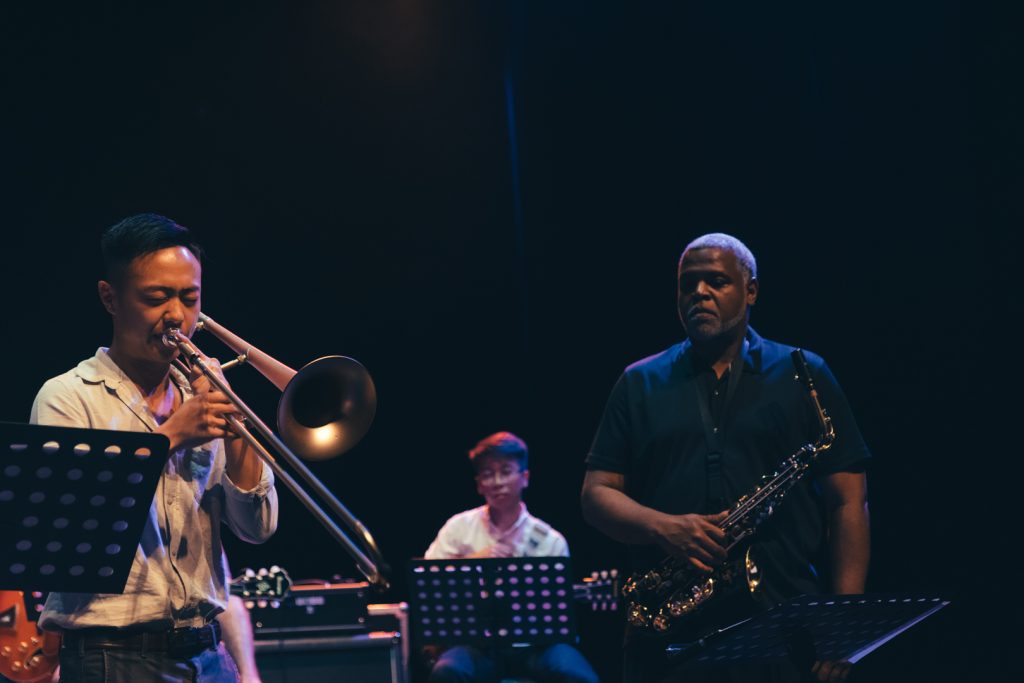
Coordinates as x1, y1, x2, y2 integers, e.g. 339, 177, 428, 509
244, 580, 371, 637
254, 632, 405, 683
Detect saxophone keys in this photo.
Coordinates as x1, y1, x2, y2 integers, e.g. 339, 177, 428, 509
745, 548, 762, 594
693, 577, 715, 602
640, 570, 661, 590
627, 604, 651, 628
667, 599, 689, 617
652, 611, 672, 632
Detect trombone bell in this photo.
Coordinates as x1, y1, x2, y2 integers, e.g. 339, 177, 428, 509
279, 355, 377, 461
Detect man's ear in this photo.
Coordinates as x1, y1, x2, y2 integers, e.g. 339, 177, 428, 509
98, 280, 116, 315
522, 469, 530, 489
746, 277, 759, 307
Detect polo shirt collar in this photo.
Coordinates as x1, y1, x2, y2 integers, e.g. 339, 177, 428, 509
678, 326, 764, 375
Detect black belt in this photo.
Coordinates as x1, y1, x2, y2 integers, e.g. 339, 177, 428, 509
62, 621, 221, 658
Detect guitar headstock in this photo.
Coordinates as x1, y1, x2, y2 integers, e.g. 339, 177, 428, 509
229, 566, 292, 603
574, 568, 620, 611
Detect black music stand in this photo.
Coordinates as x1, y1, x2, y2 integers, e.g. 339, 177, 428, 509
0, 422, 169, 594
408, 558, 578, 650
667, 594, 950, 671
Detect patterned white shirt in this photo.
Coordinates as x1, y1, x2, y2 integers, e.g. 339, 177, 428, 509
30, 348, 278, 630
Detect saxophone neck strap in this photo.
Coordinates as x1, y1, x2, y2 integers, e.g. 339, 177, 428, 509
692, 338, 748, 511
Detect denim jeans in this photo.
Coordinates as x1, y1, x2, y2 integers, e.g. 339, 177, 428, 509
429, 643, 599, 683
58, 641, 239, 683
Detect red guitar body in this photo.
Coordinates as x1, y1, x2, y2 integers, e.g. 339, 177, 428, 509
0, 590, 60, 683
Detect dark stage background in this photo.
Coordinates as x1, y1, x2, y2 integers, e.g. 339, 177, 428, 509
3, 2, 1021, 680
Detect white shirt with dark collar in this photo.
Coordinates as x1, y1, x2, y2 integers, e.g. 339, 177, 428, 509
30, 347, 278, 630
423, 503, 569, 559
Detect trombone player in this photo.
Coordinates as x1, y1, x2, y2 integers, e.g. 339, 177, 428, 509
31, 213, 278, 682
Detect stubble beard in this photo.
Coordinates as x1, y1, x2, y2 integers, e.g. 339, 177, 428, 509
686, 307, 747, 345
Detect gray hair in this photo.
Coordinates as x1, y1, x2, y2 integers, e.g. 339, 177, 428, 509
680, 233, 757, 282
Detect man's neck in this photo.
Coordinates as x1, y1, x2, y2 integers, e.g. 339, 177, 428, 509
107, 344, 173, 396
487, 500, 524, 532
691, 324, 748, 379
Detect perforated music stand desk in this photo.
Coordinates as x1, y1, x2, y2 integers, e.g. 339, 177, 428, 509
0, 422, 169, 593
668, 594, 950, 669
408, 557, 578, 649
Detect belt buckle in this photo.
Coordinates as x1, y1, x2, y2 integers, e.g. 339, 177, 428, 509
167, 625, 208, 657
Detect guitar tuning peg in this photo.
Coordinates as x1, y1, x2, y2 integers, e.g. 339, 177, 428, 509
257, 599, 268, 609
270, 565, 280, 573
244, 600, 255, 610
590, 570, 598, 579
610, 569, 618, 577
244, 567, 256, 578
257, 567, 268, 577
600, 570, 608, 579
270, 600, 281, 609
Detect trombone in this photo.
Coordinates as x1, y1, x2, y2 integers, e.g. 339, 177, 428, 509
163, 313, 388, 590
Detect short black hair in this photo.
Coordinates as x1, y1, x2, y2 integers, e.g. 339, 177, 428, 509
101, 213, 202, 283
468, 432, 529, 472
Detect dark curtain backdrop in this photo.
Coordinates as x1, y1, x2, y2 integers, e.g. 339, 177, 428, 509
3, 2, 1020, 680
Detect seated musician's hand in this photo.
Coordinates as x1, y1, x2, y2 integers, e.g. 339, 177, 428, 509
489, 541, 516, 558
157, 390, 236, 451
811, 659, 852, 682
464, 541, 516, 558
652, 510, 729, 572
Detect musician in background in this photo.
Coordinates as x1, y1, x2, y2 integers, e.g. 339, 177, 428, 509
219, 555, 263, 683
218, 596, 262, 683
31, 213, 278, 682
581, 233, 871, 683
424, 432, 598, 683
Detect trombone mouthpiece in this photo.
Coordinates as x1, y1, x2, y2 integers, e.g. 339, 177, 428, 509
162, 329, 181, 349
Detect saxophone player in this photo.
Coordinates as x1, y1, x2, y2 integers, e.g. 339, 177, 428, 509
581, 233, 870, 683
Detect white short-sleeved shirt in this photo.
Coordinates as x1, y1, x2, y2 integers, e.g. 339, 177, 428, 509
424, 504, 568, 559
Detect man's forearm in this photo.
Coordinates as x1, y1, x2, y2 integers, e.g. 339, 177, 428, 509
581, 482, 664, 545
829, 501, 870, 594
225, 436, 264, 491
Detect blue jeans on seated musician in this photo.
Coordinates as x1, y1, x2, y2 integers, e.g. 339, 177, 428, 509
429, 643, 598, 683
57, 640, 238, 683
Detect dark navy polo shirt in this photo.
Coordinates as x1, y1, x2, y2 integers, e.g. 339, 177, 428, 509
586, 327, 870, 602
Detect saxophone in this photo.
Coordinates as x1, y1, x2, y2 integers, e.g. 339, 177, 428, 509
622, 349, 836, 634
